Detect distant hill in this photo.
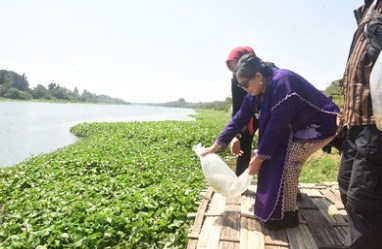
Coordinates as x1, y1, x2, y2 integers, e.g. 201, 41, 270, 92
0, 69, 128, 104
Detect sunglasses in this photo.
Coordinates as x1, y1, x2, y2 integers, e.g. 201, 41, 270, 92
237, 78, 252, 89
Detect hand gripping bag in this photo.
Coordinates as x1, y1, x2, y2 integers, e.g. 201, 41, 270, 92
370, 50, 382, 131
192, 144, 252, 197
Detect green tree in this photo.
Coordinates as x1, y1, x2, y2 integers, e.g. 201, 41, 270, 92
81, 89, 96, 102
4, 87, 31, 100
323, 79, 344, 108
0, 70, 29, 91
13, 73, 29, 91
31, 84, 50, 99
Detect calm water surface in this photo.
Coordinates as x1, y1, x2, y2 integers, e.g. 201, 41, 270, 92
0, 101, 195, 167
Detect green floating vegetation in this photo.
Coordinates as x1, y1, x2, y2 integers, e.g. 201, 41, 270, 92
0, 109, 228, 248
0, 109, 340, 248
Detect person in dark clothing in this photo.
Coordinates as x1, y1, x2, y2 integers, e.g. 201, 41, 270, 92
225, 46, 257, 176
338, 0, 382, 248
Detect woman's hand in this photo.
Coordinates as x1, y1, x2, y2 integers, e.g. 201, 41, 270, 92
199, 142, 222, 157
230, 137, 244, 157
248, 156, 264, 175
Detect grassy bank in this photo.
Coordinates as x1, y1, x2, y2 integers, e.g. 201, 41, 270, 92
0, 109, 340, 248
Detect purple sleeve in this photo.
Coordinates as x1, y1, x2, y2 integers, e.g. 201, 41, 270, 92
216, 95, 253, 147
256, 94, 298, 159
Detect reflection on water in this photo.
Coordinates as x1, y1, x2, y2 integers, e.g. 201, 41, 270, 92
0, 101, 195, 167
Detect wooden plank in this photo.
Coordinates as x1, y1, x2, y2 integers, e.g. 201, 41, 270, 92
220, 236, 240, 242
317, 182, 337, 187
187, 239, 198, 249
241, 213, 257, 219
196, 190, 226, 249
247, 195, 255, 215
297, 224, 319, 249
241, 194, 255, 217
240, 195, 247, 215
333, 227, 347, 246
209, 192, 227, 213
312, 198, 337, 224
240, 217, 248, 249
187, 182, 349, 249
187, 187, 214, 249
226, 195, 241, 206
300, 208, 344, 249
205, 211, 225, 216
320, 188, 344, 210
220, 200, 241, 249
286, 226, 308, 249
330, 186, 345, 208
335, 225, 349, 242
299, 183, 327, 189
265, 246, 288, 249
262, 226, 289, 247
297, 192, 318, 210
247, 217, 265, 249
247, 180, 257, 193
196, 216, 221, 249
300, 188, 324, 198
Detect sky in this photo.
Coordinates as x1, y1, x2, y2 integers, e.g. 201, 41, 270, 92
1, 0, 362, 103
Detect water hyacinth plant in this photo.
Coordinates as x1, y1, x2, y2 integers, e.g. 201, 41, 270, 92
0, 109, 339, 248
0, 109, 230, 248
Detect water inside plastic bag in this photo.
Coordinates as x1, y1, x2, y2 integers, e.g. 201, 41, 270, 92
192, 144, 252, 197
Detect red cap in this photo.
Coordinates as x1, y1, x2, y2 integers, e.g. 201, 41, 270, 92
225, 46, 255, 68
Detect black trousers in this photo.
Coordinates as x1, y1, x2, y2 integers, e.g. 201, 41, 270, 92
235, 129, 254, 176
338, 125, 382, 249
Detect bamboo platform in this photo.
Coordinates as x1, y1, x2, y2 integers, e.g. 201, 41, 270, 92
187, 182, 348, 249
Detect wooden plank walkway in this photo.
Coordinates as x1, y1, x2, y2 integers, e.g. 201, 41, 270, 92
187, 182, 348, 249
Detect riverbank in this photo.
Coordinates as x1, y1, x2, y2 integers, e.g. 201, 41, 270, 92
0, 109, 340, 248
0, 101, 196, 167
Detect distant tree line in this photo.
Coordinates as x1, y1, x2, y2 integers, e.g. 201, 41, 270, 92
158, 79, 344, 113
1, 68, 343, 109
154, 97, 233, 112
0, 69, 128, 104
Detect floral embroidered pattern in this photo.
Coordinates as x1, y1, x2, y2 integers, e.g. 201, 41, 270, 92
271, 92, 338, 115
261, 126, 294, 221
255, 150, 271, 160
281, 136, 335, 213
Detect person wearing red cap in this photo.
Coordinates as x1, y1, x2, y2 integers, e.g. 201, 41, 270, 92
225, 46, 258, 176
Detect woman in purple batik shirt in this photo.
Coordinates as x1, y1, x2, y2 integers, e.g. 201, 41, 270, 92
200, 54, 339, 230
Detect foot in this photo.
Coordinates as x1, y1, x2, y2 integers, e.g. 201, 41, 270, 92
262, 211, 299, 230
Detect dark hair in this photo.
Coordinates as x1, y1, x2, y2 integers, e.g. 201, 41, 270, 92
233, 53, 274, 79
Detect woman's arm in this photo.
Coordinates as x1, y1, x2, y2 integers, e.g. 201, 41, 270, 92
216, 94, 254, 147
200, 142, 222, 156
248, 156, 264, 175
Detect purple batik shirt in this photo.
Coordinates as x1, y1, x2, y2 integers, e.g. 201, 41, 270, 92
216, 68, 339, 160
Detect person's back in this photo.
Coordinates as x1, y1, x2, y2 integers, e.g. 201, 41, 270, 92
268, 69, 338, 137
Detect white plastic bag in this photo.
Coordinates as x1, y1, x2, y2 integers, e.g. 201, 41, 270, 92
370, 51, 382, 131
192, 144, 252, 197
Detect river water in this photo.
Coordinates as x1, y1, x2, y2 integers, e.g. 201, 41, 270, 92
0, 101, 195, 167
